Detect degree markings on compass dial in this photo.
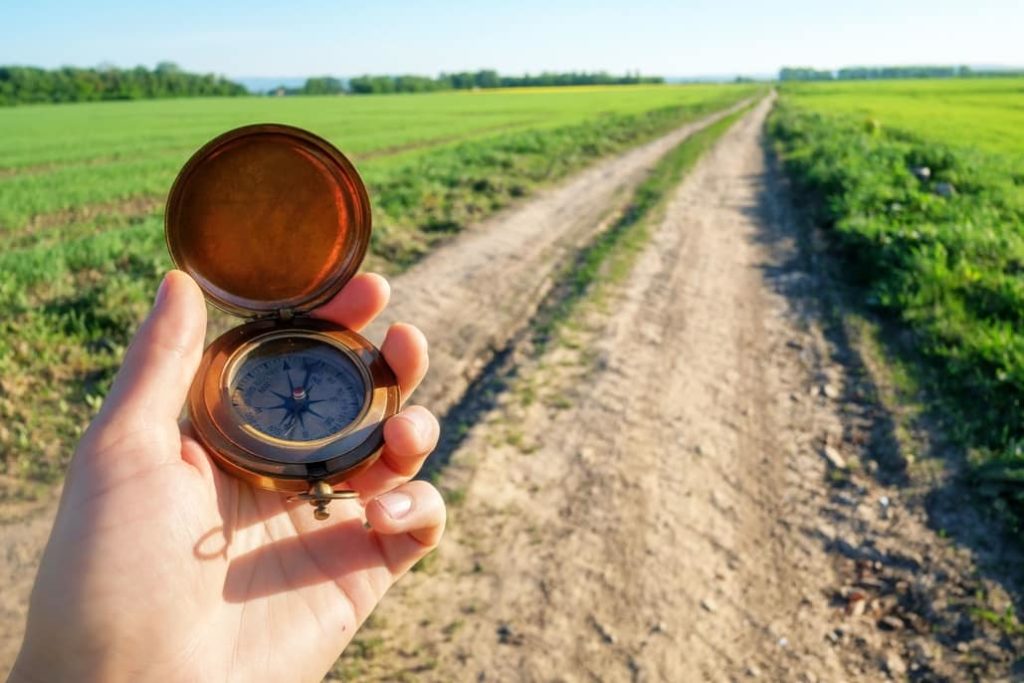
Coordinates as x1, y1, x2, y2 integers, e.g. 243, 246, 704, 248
229, 340, 366, 443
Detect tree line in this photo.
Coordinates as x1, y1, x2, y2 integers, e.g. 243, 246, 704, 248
2, 64, 663, 105
779, 65, 1024, 81
277, 70, 663, 95
0, 62, 247, 106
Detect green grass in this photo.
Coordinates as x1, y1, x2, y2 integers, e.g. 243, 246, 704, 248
780, 78, 1024, 157
0, 85, 753, 229
0, 85, 737, 169
972, 603, 1024, 637
0, 84, 758, 489
769, 78, 1024, 523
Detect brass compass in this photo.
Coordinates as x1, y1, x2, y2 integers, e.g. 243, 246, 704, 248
165, 124, 400, 520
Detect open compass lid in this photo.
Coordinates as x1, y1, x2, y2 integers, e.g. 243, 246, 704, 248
165, 124, 371, 317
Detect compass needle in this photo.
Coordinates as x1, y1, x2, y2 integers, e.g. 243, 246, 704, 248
229, 340, 374, 445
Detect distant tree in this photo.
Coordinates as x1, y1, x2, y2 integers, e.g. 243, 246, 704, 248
787, 64, 1024, 83
273, 70, 665, 98
448, 71, 476, 89
155, 61, 180, 74
0, 63, 247, 106
301, 77, 345, 95
473, 70, 501, 88
779, 67, 834, 81
348, 69, 664, 95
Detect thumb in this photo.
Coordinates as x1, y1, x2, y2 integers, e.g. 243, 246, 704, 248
99, 270, 207, 428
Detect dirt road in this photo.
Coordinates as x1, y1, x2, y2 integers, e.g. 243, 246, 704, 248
334, 100, 1022, 681
0, 101, 749, 676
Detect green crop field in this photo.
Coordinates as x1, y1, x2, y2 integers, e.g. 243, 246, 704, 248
0, 83, 757, 488
770, 78, 1024, 521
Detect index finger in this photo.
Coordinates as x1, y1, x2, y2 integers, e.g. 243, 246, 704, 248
311, 272, 390, 331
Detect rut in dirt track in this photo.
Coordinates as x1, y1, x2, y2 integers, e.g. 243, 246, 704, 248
0, 99, 752, 676
362, 99, 753, 416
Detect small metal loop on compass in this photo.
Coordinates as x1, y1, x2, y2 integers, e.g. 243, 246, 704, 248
287, 490, 359, 502
287, 481, 358, 520
287, 479, 359, 504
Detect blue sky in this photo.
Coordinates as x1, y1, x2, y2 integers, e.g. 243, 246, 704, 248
3, 0, 1022, 78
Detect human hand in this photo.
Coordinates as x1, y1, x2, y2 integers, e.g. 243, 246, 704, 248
11, 270, 444, 683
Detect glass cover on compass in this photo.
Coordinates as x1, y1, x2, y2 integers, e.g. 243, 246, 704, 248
227, 337, 367, 444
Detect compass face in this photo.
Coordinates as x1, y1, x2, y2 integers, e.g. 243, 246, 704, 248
228, 337, 367, 445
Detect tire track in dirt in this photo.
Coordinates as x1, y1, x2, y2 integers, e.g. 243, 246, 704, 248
335, 97, 1021, 681
361, 98, 754, 417
0, 99, 753, 677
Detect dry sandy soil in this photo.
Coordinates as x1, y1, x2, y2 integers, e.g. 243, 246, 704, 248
3, 98, 1023, 682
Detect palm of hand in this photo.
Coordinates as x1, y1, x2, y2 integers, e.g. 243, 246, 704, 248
14, 272, 443, 683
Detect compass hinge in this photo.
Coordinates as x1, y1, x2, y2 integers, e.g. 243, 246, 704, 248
276, 307, 296, 321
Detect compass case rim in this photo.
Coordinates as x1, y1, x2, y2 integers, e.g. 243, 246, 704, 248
164, 123, 371, 318
188, 318, 401, 492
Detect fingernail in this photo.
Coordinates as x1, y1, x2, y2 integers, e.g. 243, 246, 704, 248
153, 274, 170, 308
377, 491, 413, 520
401, 413, 431, 442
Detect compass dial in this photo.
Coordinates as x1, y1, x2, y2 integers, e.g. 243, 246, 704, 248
228, 337, 367, 445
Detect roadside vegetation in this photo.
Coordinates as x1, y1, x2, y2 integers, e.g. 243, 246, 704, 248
0, 84, 757, 490
769, 78, 1024, 524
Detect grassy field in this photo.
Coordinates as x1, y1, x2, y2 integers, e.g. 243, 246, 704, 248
770, 78, 1024, 522
780, 78, 1024, 156
0, 83, 757, 488
0, 85, 753, 226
